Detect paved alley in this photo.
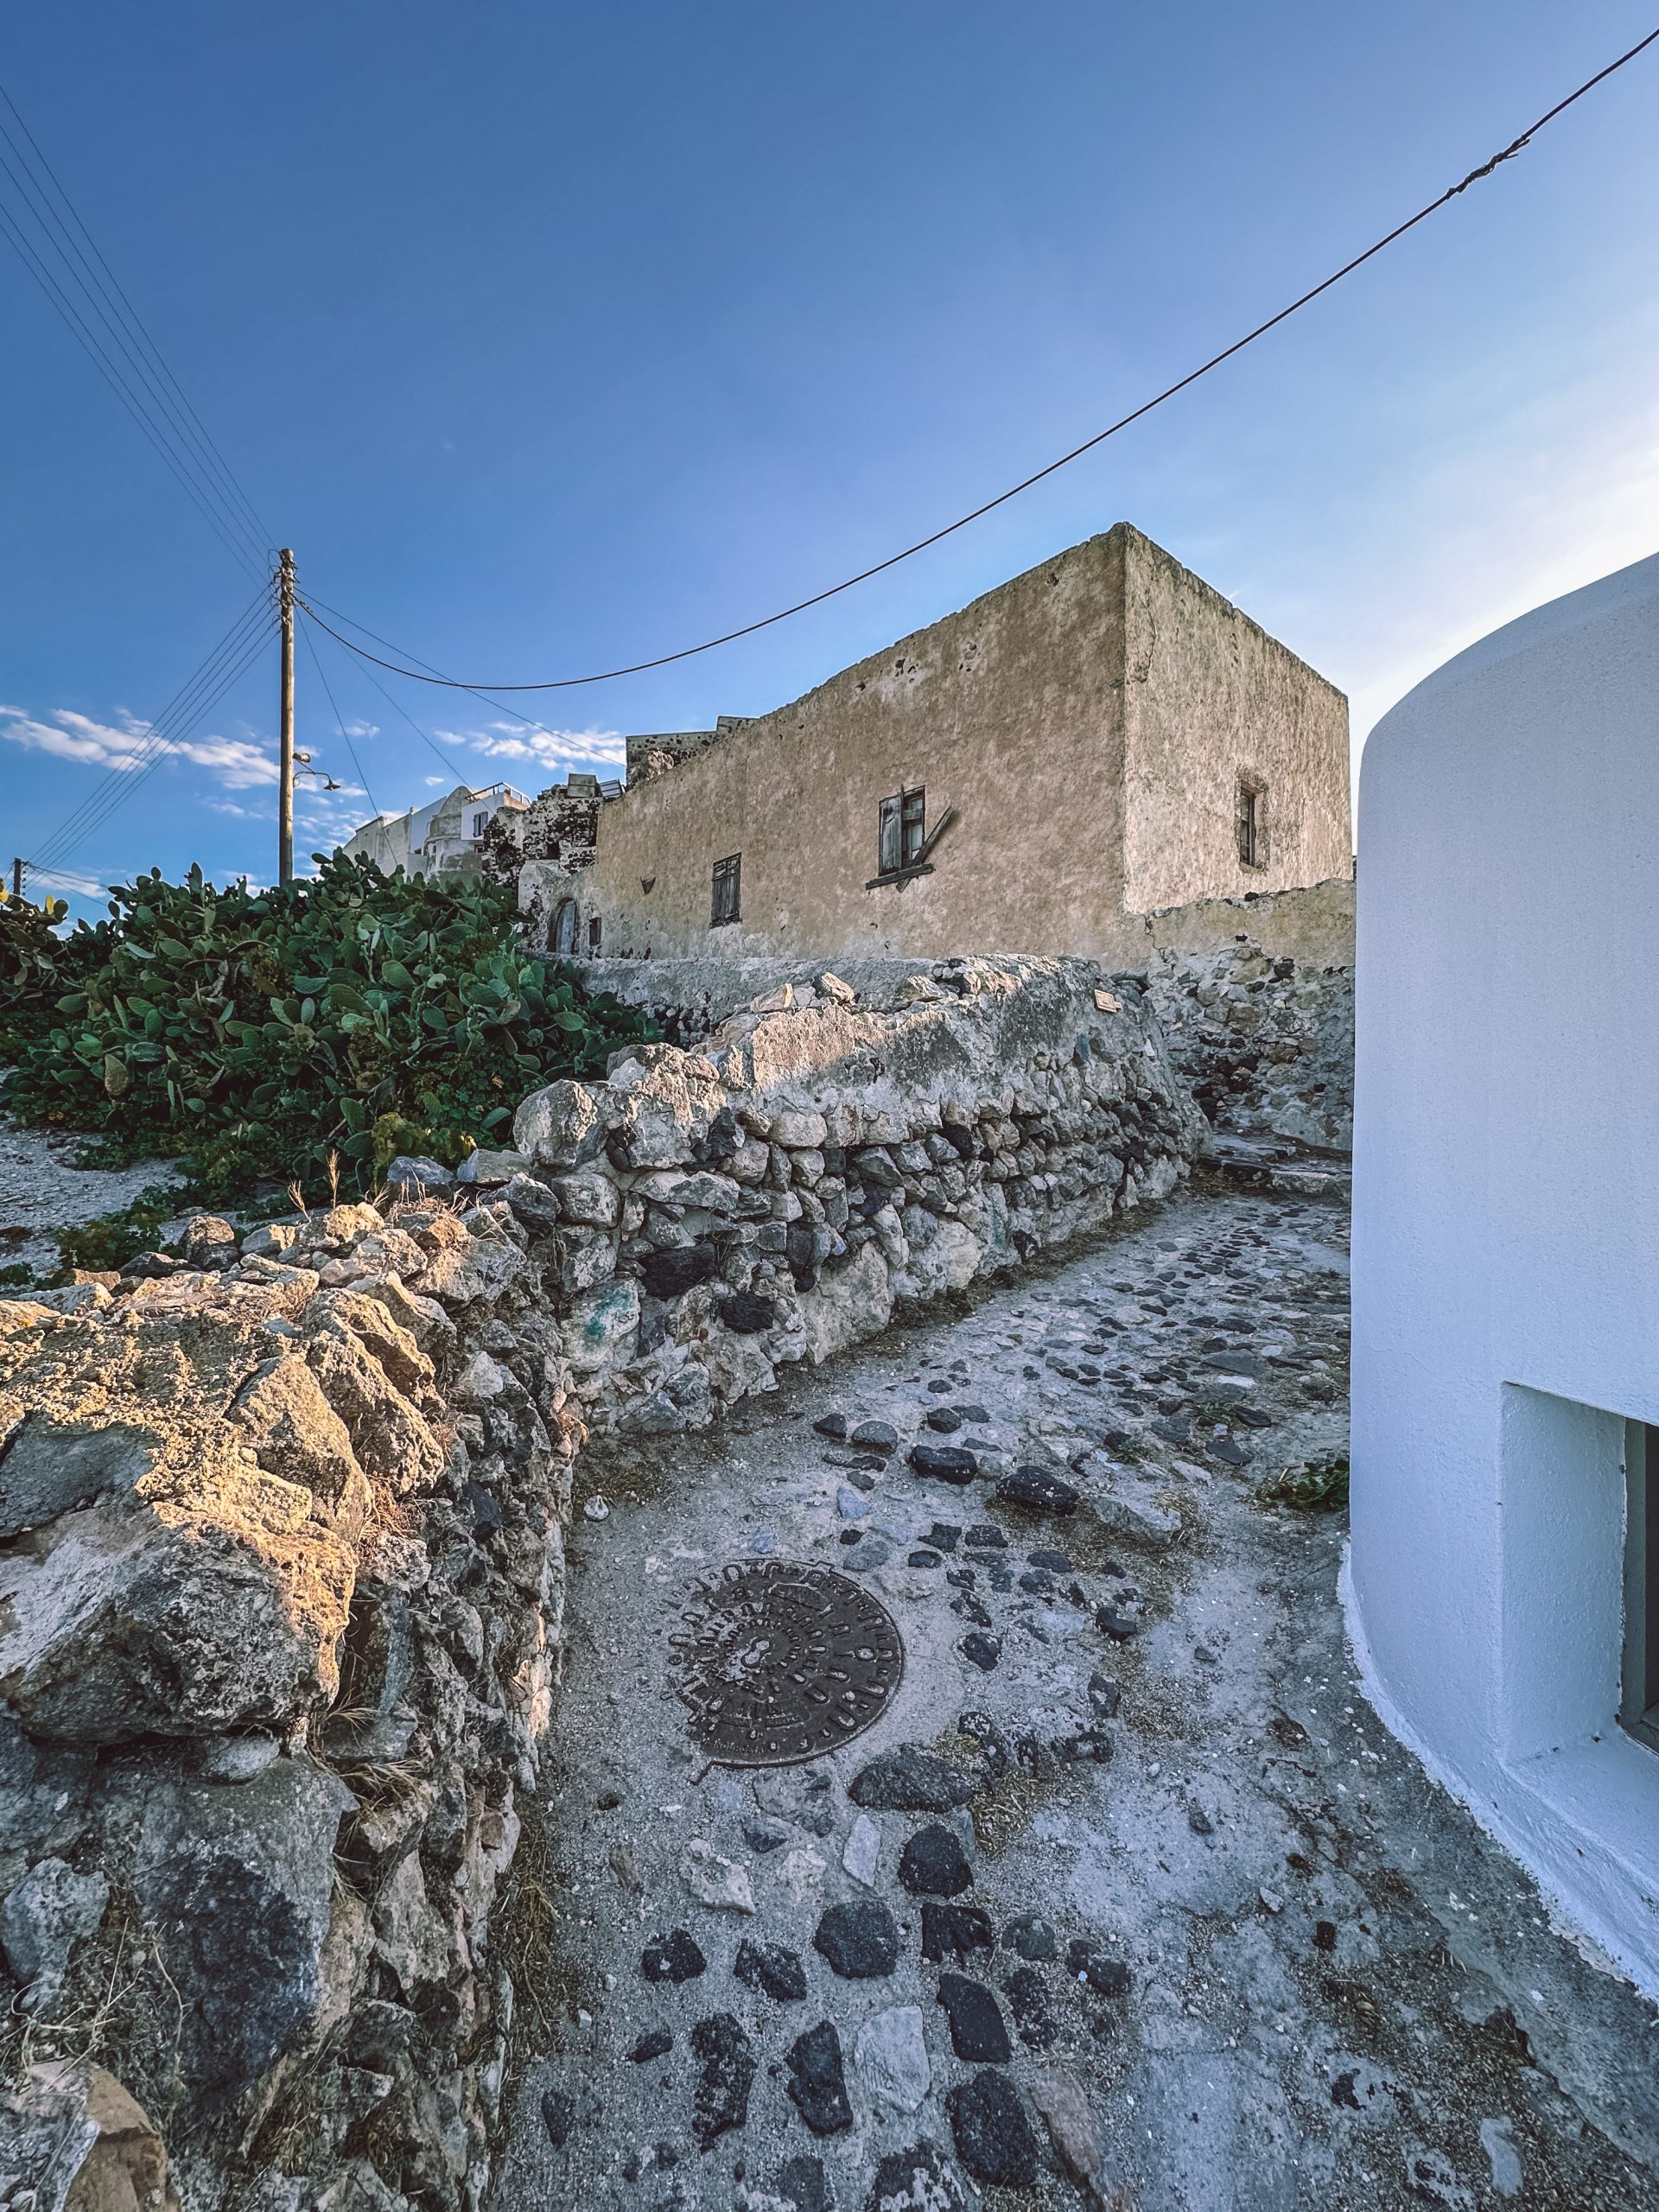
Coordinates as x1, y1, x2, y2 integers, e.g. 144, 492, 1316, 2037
493, 1185, 1659, 2212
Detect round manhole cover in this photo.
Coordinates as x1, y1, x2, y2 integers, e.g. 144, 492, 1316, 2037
669, 1560, 905, 1767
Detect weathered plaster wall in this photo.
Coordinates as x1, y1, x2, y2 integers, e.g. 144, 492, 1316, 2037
582, 532, 1132, 962
560, 526, 1347, 966
1121, 534, 1351, 912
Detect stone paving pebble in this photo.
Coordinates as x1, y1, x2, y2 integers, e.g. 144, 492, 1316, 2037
496, 1189, 1659, 2212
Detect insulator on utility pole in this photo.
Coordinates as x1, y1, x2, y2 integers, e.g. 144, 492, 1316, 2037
277, 549, 296, 887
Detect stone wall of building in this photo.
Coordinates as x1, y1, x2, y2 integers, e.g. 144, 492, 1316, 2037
0, 956, 1205, 2212
540, 525, 1349, 964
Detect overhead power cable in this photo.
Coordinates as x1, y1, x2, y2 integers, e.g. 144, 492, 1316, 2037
29, 583, 278, 874
35, 611, 278, 874
0, 81, 270, 576
302, 24, 1659, 694
29, 585, 275, 869
299, 590, 606, 771
298, 616, 378, 817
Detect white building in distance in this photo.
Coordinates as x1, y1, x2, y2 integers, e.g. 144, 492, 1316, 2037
340, 781, 528, 878
1350, 550, 1659, 1993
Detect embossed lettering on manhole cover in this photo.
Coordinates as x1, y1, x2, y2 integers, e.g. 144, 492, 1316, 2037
669, 1561, 905, 1767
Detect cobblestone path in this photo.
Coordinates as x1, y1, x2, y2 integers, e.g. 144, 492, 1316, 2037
493, 1186, 1659, 2212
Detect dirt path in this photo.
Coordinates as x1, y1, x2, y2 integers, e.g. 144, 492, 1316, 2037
492, 1185, 1659, 2212
0, 1112, 184, 1278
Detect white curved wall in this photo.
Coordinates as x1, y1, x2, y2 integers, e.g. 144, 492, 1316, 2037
1351, 550, 1659, 1993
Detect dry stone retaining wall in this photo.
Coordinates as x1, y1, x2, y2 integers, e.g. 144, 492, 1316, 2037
0, 956, 1203, 2212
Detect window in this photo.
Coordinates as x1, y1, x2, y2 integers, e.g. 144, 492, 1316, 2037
711, 854, 741, 927
878, 788, 926, 876
1624, 1423, 1659, 1751
473, 810, 489, 839
588, 915, 602, 955
550, 899, 579, 956
1236, 777, 1268, 868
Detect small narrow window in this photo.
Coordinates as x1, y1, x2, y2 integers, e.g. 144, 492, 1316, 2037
588, 915, 602, 955
878, 787, 926, 875
711, 853, 741, 927
550, 899, 579, 956
473, 810, 489, 839
1236, 778, 1268, 868
1624, 1423, 1659, 1751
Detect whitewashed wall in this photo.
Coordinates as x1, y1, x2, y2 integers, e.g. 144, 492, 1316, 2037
1349, 550, 1659, 1992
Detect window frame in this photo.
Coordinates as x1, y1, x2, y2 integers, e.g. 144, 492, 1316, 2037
710, 852, 741, 928
1236, 776, 1268, 870
876, 786, 927, 880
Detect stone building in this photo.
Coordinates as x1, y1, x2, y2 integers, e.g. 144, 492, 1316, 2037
1351, 548, 1659, 1994
518, 524, 1351, 963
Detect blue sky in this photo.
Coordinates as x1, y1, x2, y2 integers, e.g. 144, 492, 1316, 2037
3, 3, 1656, 912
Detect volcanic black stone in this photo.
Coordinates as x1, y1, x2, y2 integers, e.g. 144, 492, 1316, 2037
1001, 1966, 1058, 2050
850, 1421, 899, 1452
1235, 1405, 1274, 1429
774, 2155, 834, 2212
1067, 1938, 1131, 1997
1210, 1437, 1250, 1467
996, 1465, 1080, 1516
1054, 1727, 1113, 1764
1018, 1569, 1054, 1595
957, 1403, 991, 1424
813, 1899, 899, 1980
950, 1594, 993, 1628
690, 2012, 756, 2145
945, 2070, 1039, 2187
926, 1522, 962, 1551
959, 1631, 1001, 1673
627, 2030, 673, 2063
920, 1901, 995, 1964
962, 1525, 1007, 1549
720, 1291, 777, 1334
868, 2141, 966, 2212
640, 1241, 719, 1300
897, 1823, 972, 1897
786, 1223, 820, 1289
464, 1481, 503, 1539
986, 1566, 1014, 1593
734, 1938, 807, 2002
784, 2021, 854, 2135
910, 1444, 978, 1484
849, 1746, 977, 1813
1188, 1802, 1216, 1836
907, 1550, 941, 1568
944, 1567, 976, 1590
845, 1467, 877, 1491
540, 2088, 575, 2147
936, 1973, 1013, 2063
1003, 1913, 1058, 1962
1095, 1605, 1140, 1642
742, 1815, 790, 1854
925, 1406, 963, 1433
1151, 1417, 1191, 1444
813, 1413, 849, 1438
641, 1929, 706, 1983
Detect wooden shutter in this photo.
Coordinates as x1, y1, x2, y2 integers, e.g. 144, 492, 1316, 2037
878, 795, 903, 875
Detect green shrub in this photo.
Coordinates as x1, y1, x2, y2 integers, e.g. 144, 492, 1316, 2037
1255, 1452, 1350, 1512
55, 1187, 186, 1275
1, 855, 655, 1203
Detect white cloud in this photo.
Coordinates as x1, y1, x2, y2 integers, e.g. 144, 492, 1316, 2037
424, 774, 447, 786
0, 705, 278, 790
435, 720, 627, 772
28, 863, 111, 898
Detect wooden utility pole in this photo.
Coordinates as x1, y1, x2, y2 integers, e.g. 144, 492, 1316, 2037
10, 858, 23, 901
277, 548, 296, 886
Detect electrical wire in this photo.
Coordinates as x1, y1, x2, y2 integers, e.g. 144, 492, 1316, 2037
298, 590, 597, 769
0, 85, 271, 556
302, 23, 1659, 694
0, 85, 269, 575
298, 615, 378, 817
29, 584, 277, 872
36, 613, 278, 873
29, 586, 276, 868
